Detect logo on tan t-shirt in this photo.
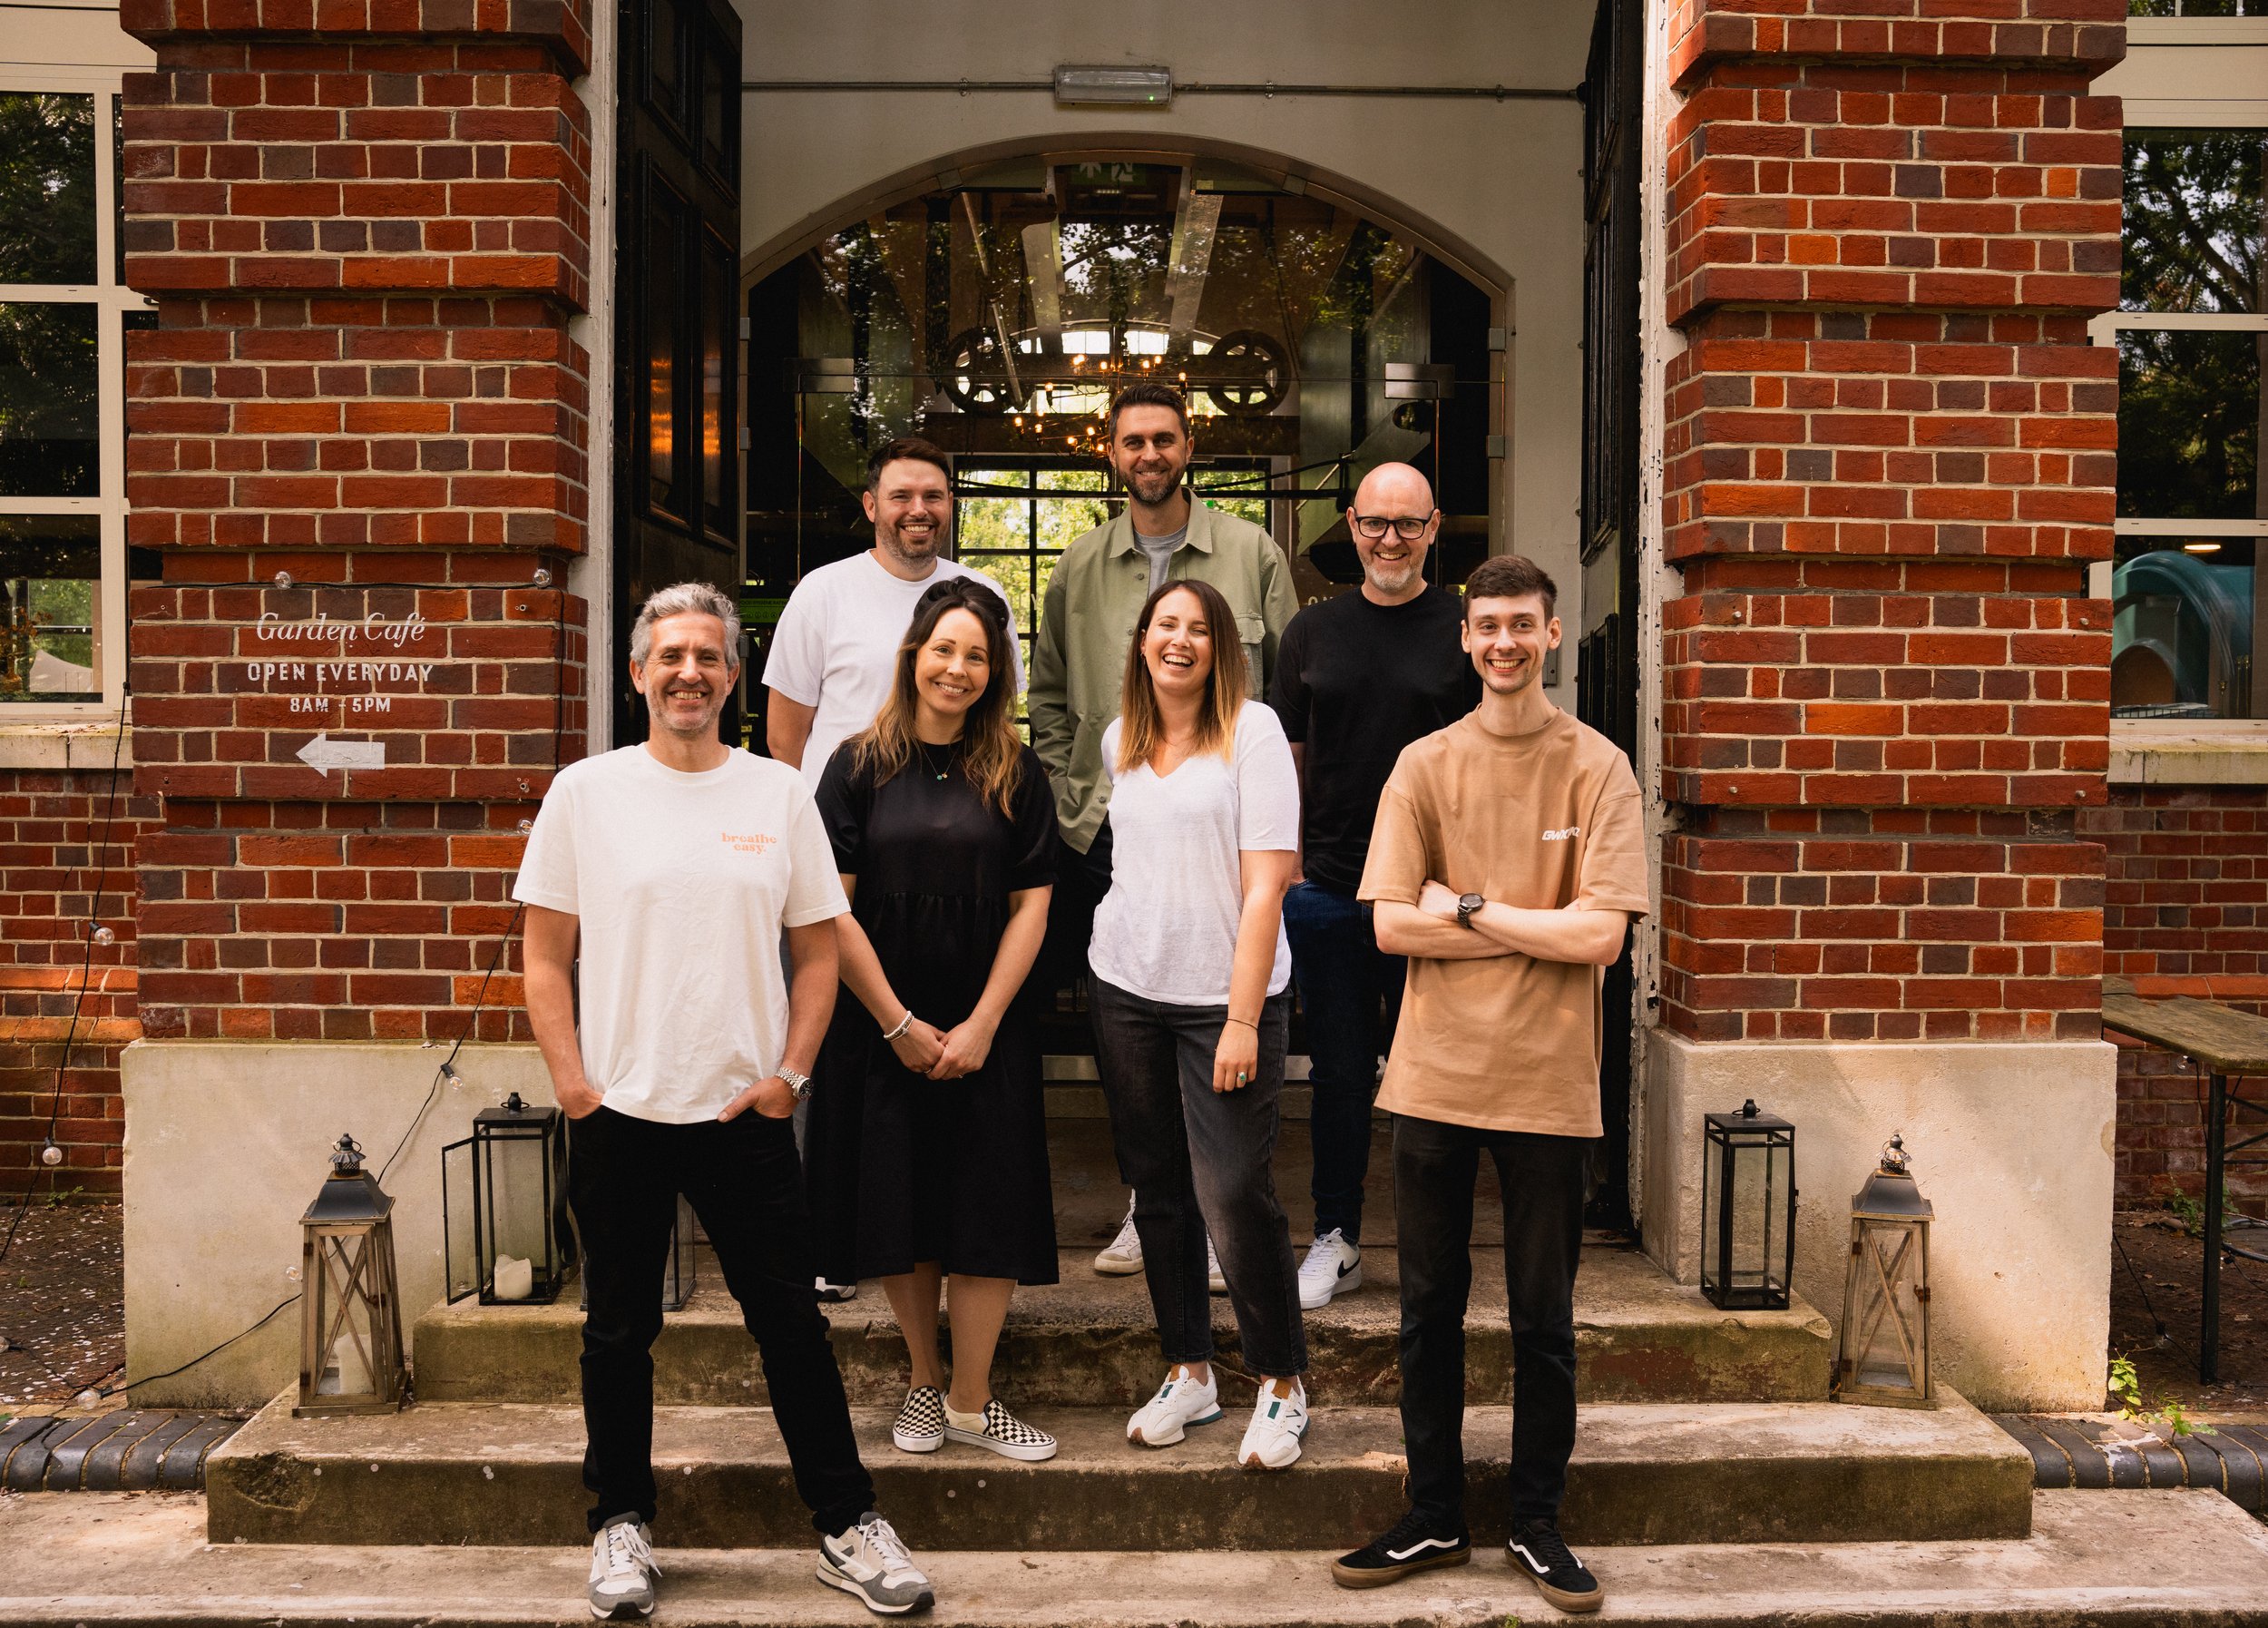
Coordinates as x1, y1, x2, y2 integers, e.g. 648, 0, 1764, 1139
721, 830, 777, 856
1541, 826, 1579, 841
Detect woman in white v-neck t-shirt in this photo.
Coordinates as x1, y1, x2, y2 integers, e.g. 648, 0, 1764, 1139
1087, 578, 1312, 1472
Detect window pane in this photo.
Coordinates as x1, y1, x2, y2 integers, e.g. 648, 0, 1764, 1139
0, 301, 99, 496
648, 0, 685, 126
0, 514, 101, 702
2117, 327, 2263, 520
2123, 131, 2264, 314
645, 185, 682, 517
0, 92, 97, 285
2112, 535, 2258, 719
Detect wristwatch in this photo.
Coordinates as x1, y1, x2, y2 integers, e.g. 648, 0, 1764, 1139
777, 1065, 813, 1102
1456, 892, 1486, 929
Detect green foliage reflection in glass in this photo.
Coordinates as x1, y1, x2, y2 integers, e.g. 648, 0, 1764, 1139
0, 93, 97, 286
2118, 132, 2265, 521
0, 303, 100, 497
0, 515, 100, 701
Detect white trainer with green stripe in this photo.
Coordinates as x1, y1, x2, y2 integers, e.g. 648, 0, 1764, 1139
1238, 1377, 1309, 1470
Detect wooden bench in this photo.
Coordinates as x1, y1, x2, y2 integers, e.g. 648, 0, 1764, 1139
2100, 976, 2268, 1383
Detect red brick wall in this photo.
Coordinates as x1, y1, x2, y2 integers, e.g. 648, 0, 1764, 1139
0, 761, 151, 1195
1657, 0, 2122, 1040
2088, 786, 2268, 1210
119, 0, 591, 1042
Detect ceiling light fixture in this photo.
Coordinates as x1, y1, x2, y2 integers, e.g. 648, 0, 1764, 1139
1054, 65, 1173, 106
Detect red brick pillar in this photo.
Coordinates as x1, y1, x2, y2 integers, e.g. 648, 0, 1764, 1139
1643, 2, 2126, 1410
118, 0, 592, 1043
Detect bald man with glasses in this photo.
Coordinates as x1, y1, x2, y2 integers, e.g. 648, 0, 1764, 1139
1267, 463, 1480, 1311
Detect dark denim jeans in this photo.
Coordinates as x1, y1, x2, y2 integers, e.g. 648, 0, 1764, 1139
1090, 980, 1307, 1378
1393, 1112, 1590, 1526
1282, 880, 1404, 1244
568, 1105, 875, 1536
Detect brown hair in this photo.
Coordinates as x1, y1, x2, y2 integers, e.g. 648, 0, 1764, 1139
849, 577, 1025, 816
1462, 553, 1559, 619
1107, 380, 1192, 440
865, 436, 953, 493
1115, 578, 1249, 774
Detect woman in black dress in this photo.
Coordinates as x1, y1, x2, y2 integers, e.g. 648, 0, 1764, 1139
807, 576, 1061, 1463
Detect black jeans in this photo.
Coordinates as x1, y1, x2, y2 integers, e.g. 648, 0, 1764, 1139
1031, 818, 1112, 1014
567, 1104, 874, 1536
1393, 1112, 1589, 1526
1090, 980, 1306, 1378
1281, 880, 1404, 1244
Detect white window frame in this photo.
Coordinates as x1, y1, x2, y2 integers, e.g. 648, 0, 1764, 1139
2090, 17, 2268, 773
1, 64, 152, 718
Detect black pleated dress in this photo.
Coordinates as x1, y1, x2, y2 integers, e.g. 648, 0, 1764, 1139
805, 738, 1061, 1286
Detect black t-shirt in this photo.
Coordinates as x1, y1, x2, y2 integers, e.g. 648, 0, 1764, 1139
1268, 584, 1480, 893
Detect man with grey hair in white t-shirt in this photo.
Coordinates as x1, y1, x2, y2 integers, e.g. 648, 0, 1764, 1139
517, 581, 933, 1623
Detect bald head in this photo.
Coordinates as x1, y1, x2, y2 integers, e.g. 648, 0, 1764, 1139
1347, 462, 1438, 603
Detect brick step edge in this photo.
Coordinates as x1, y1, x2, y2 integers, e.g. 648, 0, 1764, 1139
0, 1409, 242, 1492
1994, 1414, 2268, 1510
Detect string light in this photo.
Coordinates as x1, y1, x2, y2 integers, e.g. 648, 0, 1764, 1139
273, 571, 294, 590
533, 568, 552, 587
92, 926, 114, 946
40, 1143, 63, 1167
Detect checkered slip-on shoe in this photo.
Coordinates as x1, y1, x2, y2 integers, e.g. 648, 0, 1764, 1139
944, 1398, 1059, 1462
890, 1386, 944, 1454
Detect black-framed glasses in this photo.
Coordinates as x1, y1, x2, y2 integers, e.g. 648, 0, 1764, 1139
1350, 513, 1436, 541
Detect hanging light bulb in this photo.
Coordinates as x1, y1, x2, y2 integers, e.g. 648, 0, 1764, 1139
516, 819, 533, 836
40, 1143, 64, 1167
532, 567, 552, 588
92, 925, 115, 946
274, 571, 295, 590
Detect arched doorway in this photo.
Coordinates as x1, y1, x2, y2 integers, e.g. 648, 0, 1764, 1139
738, 148, 1505, 733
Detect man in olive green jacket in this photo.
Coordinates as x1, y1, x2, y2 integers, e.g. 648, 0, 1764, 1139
1028, 381, 1298, 1278
1028, 382, 1299, 857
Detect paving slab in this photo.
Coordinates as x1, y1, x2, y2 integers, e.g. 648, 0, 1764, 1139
413, 1242, 1833, 1409
7, 1490, 2268, 1627
203, 1387, 2030, 1550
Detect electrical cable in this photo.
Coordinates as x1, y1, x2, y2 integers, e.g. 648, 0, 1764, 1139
2114, 1225, 2202, 1373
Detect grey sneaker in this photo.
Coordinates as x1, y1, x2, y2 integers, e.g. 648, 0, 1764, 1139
586, 1516, 659, 1620
818, 1511, 934, 1615
1093, 1198, 1143, 1274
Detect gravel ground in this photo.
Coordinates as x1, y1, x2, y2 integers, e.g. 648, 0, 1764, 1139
0, 1200, 124, 1409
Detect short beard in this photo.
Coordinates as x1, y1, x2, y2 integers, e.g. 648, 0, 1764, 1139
1124, 467, 1181, 507
646, 688, 725, 740
876, 522, 943, 569
1366, 558, 1422, 597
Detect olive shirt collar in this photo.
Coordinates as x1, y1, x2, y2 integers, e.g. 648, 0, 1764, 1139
1103, 492, 1219, 558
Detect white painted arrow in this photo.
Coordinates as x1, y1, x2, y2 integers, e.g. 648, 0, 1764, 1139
296, 733, 386, 777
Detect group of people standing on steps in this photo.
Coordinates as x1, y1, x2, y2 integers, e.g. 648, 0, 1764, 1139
517, 381, 1652, 1623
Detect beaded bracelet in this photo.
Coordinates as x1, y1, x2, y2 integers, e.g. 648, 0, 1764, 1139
882, 1010, 915, 1042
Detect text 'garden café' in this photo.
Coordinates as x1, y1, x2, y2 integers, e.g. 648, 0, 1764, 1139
0, 0, 2263, 1462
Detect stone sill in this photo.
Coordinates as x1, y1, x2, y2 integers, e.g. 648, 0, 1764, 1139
0, 719, 134, 772
2108, 721, 2268, 788
2126, 16, 2268, 46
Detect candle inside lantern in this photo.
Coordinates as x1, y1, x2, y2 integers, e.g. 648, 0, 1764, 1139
493, 1253, 533, 1301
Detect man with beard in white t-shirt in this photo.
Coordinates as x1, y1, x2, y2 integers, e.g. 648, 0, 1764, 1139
519, 583, 934, 1622
764, 436, 1023, 787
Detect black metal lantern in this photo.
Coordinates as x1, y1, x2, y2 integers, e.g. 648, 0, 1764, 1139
1834, 1133, 1934, 1407
1701, 1099, 1797, 1309
296, 1133, 405, 1417
444, 1093, 572, 1305
576, 1194, 699, 1313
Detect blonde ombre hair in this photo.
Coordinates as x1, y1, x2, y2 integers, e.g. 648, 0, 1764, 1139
1115, 578, 1249, 774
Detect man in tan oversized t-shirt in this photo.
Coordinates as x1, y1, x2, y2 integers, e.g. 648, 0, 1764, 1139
1331, 554, 1649, 1614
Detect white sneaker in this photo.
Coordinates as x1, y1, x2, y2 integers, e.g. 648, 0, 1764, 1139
1093, 1198, 1143, 1275
816, 1277, 857, 1302
1239, 1378, 1309, 1470
1127, 1366, 1222, 1447
587, 1516, 660, 1620
817, 1511, 934, 1616
1207, 1235, 1227, 1294
1297, 1228, 1363, 1310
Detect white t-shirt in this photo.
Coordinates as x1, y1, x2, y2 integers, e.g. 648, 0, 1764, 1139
1089, 700, 1298, 1005
512, 746, 848, 1123
762, 551, 1025, 787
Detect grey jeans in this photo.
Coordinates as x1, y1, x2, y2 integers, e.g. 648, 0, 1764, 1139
1090, 980, 1306, 1378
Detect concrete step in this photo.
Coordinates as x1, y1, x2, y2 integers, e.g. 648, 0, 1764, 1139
205, 1388, 2032, 1550
412, 1242, 1836, 1408
16, 1489, 2268, 1627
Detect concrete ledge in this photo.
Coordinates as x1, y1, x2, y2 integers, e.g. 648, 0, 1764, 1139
1639, 1033, 2116, 1413
15, 1489, 2268, 1628
413, 1244, 1833, 1408
2108, 722, 2268, 787
204, 1389, 2033, 1550
0, 720, 132, 772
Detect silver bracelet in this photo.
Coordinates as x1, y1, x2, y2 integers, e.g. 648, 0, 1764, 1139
882, 1009, 915, 1042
